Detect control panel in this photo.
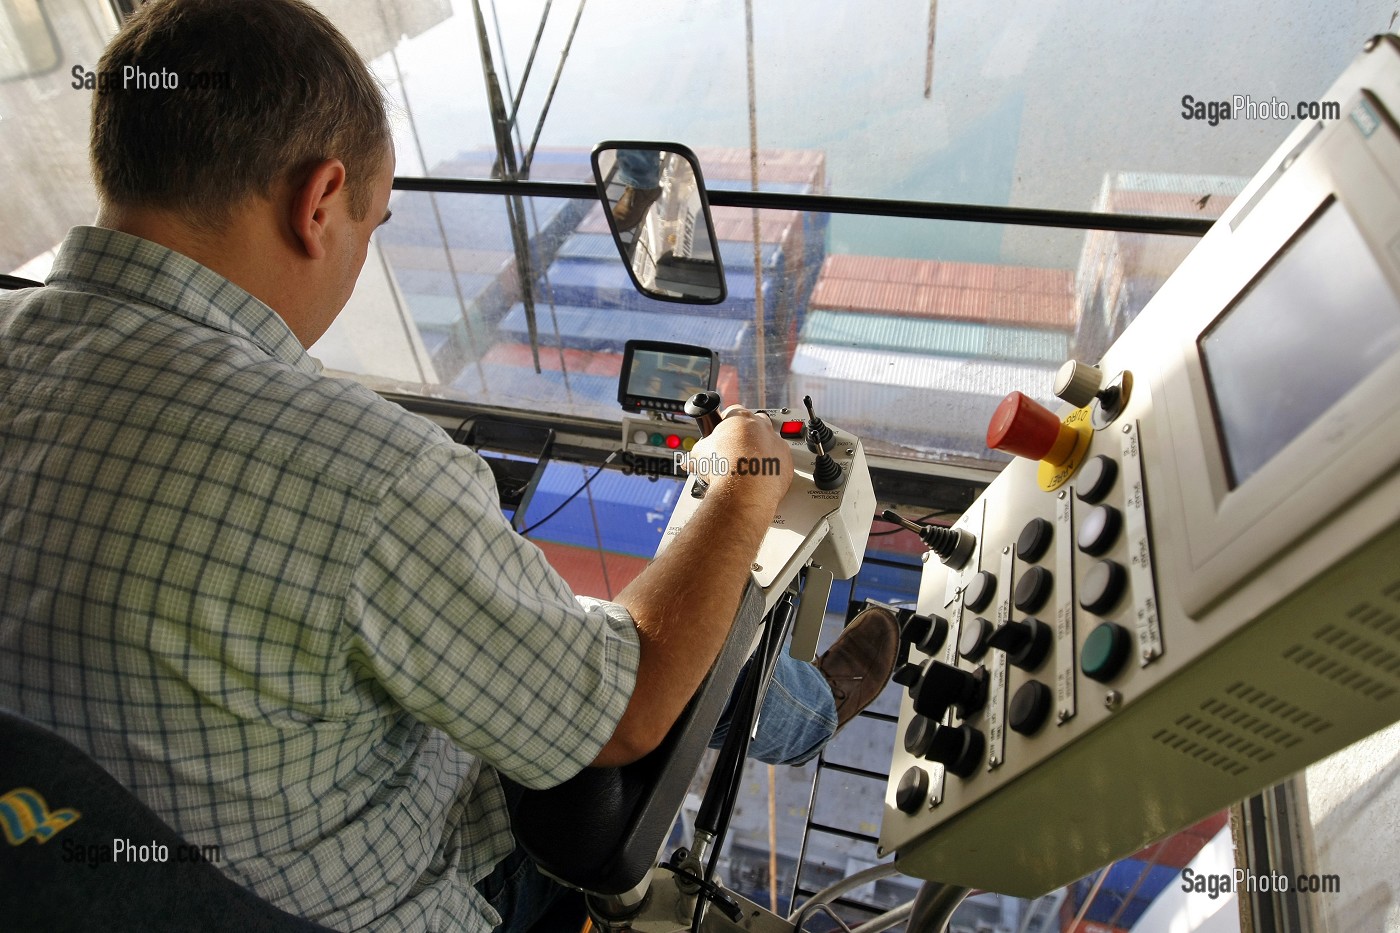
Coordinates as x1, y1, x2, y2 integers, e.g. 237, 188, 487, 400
656, 394, 876, 659
880, 38, 1400, 897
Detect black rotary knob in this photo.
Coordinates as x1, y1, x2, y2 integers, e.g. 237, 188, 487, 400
986, 617, 1053, 671
921, 723, 985, 778
1009, 680, 1053, 735
911, 661, 988, 721
900, 613, 949, 656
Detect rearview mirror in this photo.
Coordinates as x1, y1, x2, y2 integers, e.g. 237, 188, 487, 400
591, 142, 726, 304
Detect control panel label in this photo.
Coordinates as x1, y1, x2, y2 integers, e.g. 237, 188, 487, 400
987, 547, 1013, 769
1121, 422, 1163, 664
1054, 492, 1077, 722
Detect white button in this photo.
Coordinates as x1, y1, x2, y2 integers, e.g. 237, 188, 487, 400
632, 430, 649, 445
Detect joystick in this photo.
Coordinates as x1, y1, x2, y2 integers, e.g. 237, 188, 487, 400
881, 509, 975, 569
684, 390, 723, 438
804, 396, 846, 490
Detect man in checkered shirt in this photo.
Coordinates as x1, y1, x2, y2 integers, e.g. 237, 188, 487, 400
0, 1, 901, 931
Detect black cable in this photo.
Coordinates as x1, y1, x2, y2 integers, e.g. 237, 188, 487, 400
867, 509, 956, 536
517, 451, 619, 536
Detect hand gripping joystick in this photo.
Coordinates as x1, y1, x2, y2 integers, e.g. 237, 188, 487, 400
684, 390, 723, 437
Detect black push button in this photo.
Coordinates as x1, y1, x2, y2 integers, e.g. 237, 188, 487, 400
895, 766, 930, 814
1009, 680, 1053, 735
1014, 566, 1053, 614
1016, 517, 1053, 563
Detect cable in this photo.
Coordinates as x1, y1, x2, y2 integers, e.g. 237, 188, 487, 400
867, 509, 956, 536
518, 451, 619, 537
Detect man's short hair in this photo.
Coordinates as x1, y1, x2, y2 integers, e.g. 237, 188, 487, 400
91, 0, 390, 226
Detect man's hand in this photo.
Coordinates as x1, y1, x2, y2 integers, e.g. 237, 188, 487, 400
592, 406, 795, 766
695, 406, 794, 504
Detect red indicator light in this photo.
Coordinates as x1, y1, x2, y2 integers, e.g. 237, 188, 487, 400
665, 434, 682, 449
779, 420, 805, 438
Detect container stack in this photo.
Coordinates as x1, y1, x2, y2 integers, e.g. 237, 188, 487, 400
1075, 172, 1242, 356
523, 146, 827, 410
373, 149, 598, 385
793, 254, 1077, 456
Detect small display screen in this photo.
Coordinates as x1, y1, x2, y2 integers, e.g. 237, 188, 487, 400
1200, 199, 1400, 487
619, 342, 715, 411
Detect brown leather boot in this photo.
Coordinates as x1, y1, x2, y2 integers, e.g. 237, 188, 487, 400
815, 605, 900, 731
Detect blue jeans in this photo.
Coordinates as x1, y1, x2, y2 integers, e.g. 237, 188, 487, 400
478, 654, 837, 932
708, 653, 838, 766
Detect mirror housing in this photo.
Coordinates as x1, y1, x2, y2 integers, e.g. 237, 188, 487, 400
591, 142, 726, 305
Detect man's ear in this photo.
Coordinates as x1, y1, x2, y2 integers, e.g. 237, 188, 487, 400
289, 158, 349, 260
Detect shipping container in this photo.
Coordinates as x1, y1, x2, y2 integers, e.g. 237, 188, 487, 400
494, 304, 750, 360
809, 278, 1076, 330
541, 257, 782, 321
799, 310, 1069, 364
788, 342, 1056, 454
481, 343, 742, 402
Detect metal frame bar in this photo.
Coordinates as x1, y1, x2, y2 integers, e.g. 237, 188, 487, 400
391, 175, 1214, 236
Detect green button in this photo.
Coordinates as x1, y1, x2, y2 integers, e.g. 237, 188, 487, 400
1081, 621, 1129, 683
649, 433, 665, 446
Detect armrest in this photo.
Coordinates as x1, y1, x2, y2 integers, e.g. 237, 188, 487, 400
503, 579, 766, 895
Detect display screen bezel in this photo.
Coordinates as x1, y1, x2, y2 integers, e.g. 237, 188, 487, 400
617, 340, 717, 413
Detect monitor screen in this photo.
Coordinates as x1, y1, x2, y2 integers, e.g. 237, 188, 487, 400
619, 342, 716, 412
1200, 199, 1400, 487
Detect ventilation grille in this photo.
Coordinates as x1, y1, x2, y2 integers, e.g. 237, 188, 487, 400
1152, 681, 1335, 777
1280, 580, 1400, 702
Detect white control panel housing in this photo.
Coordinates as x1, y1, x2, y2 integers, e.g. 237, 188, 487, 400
655, 409, 876, 655
881, 38, 1400, 897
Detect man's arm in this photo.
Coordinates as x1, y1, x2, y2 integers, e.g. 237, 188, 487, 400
591, 408, 792, 766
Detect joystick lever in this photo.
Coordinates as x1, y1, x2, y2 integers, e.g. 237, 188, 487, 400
882, 509, 975, 569
804, 396, 846, 491
684, 390, 723, 438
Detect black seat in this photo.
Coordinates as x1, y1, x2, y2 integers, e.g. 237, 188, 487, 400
505, 579, 767, 895
0, 709, 339, 933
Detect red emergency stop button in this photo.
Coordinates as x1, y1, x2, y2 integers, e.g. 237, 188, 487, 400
779, 420, 806, 439
987, 392, 1079, 465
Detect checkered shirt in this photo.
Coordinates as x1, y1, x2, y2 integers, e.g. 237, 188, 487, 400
0, 226, 641, 932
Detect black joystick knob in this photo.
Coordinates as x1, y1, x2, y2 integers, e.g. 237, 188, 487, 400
683, 391, 723, 438
803, 395, 835, 452
899, 611, 949, 656
911, 661, 988, 721
986, 617, 1053, 671
881, 509, 975, 569
921, 723, 985, 778
803, 396, 845, 490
